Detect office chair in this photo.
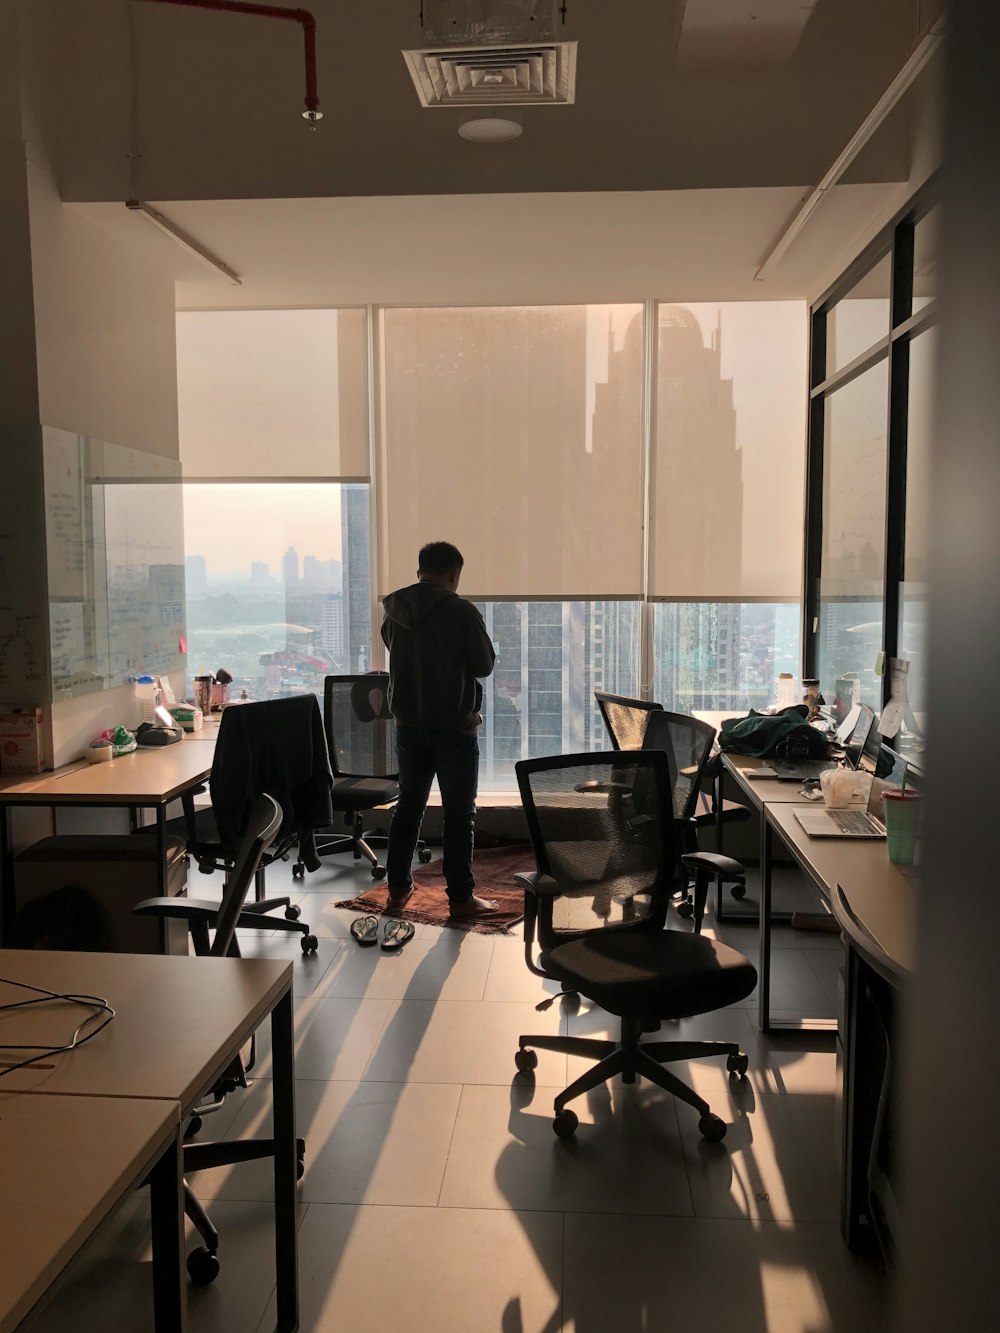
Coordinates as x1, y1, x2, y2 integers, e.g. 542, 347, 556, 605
513, 750, 756, 1141
135, 794, 307, 1283
594, 690, 663, 751
642, 709, 751, 918
165, 696, 330, 950
598, 695, 752, 916
306, 673, 429, 879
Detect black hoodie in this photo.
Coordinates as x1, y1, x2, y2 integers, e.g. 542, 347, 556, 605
380, 582, 495, 733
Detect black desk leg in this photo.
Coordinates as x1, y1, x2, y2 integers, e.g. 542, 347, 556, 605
758, 818, 774, 1033
272, 989, 299, 1332
149, 1128, 188, 1332
0, 802, 14, 947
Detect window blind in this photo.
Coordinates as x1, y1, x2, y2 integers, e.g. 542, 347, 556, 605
378, 304, 644, 598
176, 309, 369, 480
649, 302, 806, 601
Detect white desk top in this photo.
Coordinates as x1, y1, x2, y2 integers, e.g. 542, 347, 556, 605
0, 738, 215, 805
0, 951, 290, 1109
0, 1092, 179, 1333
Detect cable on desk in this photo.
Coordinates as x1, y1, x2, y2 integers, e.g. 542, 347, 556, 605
0, 976, 116, 1078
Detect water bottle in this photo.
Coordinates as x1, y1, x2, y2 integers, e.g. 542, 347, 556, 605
135, 674, 159, 726
775, 672, 797, 710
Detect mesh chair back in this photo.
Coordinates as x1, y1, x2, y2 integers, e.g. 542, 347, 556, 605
324, 673, 397, 779
211, 794, 282, 956
641, 710, 716, 821
516, 751, 674, 944
594, 691, 663, 752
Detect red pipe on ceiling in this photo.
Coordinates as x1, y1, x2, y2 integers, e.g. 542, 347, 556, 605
136, 0, 321, 122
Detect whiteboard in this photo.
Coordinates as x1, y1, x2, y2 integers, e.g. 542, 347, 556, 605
42, 428, 186, 699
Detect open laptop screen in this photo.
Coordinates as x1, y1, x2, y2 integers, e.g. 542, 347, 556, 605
842, 704, 876, 770
863, 745, 908, 821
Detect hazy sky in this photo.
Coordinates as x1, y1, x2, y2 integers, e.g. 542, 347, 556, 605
183, 484, 344, 577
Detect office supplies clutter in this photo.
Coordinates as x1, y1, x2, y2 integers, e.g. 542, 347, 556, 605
99, 725, 137, 757
211, 667, 233, 710
134, 674, 159, 726
193, 674, 214, 715
0, 707, 45, 773
168, 703, 202, 731
819, 768, 856, 809
84, 738, 114, 763
136, 721, 182, 747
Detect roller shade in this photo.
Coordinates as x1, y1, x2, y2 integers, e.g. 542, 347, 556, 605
650, 302, 806, 601
176, 309, 369, 480
379, 304, 644, 598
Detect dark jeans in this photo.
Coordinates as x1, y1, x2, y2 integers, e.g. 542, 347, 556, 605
385, 726, 479, 904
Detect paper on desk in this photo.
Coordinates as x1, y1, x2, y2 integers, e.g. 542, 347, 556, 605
878, 658, 910, 738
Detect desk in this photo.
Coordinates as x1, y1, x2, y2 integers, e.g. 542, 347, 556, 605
0, 740, 215, 944
0, 1093, 184, 1333
0, 950, 298, 1332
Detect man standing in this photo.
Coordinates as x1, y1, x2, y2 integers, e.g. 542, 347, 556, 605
381, 541, 497, 917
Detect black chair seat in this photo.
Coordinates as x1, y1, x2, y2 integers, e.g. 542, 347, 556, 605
544, 927, 757, 1019
163, 805, 237, 860
330, 776, 399, 811
692, 793, 752, 825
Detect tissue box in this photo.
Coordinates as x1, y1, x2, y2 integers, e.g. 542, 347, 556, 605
0, 707, 45, 773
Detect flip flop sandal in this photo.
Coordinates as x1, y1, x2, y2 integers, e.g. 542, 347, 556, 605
381, 919, 415, 952
350, 915, 380, 947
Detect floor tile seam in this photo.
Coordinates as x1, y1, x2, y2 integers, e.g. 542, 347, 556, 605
435, 1082, 470, 1208
432, 1199, 700, 1220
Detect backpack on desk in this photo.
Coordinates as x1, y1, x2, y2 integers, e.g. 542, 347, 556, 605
719, 706, 828, 759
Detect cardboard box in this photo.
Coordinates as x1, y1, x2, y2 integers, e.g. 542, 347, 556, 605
0, 707, 45, 774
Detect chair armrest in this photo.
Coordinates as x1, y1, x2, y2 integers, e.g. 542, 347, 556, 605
514, 871, 562, 897
134, 895, 221, 922
680, 851, 745, 880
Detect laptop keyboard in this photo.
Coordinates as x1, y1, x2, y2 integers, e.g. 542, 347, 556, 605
830, 810, 875, 834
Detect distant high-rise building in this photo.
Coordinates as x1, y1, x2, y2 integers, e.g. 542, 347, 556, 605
322, 594, 344, 658
340, 488, 371, 672
282, 546, 299, 585
185, 554, 207, 598
302, 555, 319, 583
250, 561, 269, 585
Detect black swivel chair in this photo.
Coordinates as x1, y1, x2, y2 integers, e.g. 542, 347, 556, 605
513, 750, 757, 1141
165, 696, 329, 951
309, 673, 429, 879
597, 692, 752, 915
135, 794, 306, 1283
642, 709, 750, 918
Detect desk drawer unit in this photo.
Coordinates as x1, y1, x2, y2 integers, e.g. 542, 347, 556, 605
12, 834, 188, 954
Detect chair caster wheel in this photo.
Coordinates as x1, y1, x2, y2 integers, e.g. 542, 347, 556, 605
514, 1048, 538, 1076
300, 934, 319, 953
727, 1052, 749, 1077
198, 864, 214, 875
184, 1114, 203, 1140
553, 1109, 579, 1140
676, 899, 694, 919
291, 863, 305, 881
187, 1247, 220, 1285
730, 883, 747, 901
418, 847, 433, 863
371, 863, 385, 879
698, 1113, 727, 1142
285, 904, 301, 920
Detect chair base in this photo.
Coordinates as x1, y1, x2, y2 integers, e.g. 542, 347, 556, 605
303, 811, 427, 880
517, 1015, 747, 1141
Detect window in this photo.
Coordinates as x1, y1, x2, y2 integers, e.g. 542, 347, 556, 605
182, 484, 371, 700
653, 603, 801, 714
816, 363, 889, 709
473, 601, 641, 789
898, 326, 936, 753
825, 252, 892, 377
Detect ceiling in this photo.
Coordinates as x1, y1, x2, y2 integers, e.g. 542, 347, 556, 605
30, 0, 944, 306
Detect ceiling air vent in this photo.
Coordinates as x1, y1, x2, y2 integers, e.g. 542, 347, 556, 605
403, 41, 577, 107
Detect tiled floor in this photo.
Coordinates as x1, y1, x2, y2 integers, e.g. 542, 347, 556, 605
30, 853, 887, 1333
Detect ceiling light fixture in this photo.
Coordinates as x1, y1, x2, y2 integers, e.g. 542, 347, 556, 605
126, 200, 242, 286
458, 111, 524, 143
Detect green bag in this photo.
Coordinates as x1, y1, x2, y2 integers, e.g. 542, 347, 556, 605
719, 706, 827, 758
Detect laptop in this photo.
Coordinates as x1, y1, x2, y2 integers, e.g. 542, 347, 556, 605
747, 704, 875, 782
793, 744, 908, 838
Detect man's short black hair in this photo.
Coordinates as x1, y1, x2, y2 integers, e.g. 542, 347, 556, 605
418, 541, 464, 576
